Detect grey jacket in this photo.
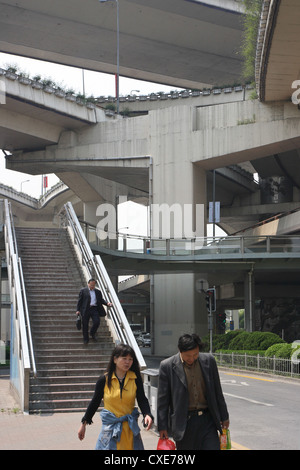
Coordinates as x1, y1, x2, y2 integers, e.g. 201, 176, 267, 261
157, 352, 229, 441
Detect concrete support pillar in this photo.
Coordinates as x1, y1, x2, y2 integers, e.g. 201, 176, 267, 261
244, 270, 255, 332
153, 273, 208, 356
150, 119, 208, 354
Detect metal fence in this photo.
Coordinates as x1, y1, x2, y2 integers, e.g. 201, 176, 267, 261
214, 352, 300, 378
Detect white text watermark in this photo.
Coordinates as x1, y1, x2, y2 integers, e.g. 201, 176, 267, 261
96, 197, 205, 249
291, 340, 300, 365
0, 79, 6, 105
0, 340, 6, 365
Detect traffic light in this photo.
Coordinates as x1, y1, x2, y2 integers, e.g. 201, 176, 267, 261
216, 312, 226, 333
205, 287, 216, 312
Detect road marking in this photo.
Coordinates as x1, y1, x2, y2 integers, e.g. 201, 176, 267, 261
224, 372, 274, 382
224, 392, 274, 407
221, 379, 249, 386
231, 441, 250, 451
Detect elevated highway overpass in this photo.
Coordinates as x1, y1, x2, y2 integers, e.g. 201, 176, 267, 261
257, 0, 300, 103
3, 69, 300, 234
0, 0, 244, 90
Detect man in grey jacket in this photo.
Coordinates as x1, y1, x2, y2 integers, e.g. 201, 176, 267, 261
157, 333, 229, 450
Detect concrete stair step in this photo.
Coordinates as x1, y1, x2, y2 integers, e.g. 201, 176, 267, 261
24, 282, 79, 288
30, 381, 99, 393
32, 369, 103, 378
35, 338, 111, 345
29, 312, 79, 317
31, 325, 110, 332
34, 360, 110, 370
29, 389, 98, 401
31, 322, 110, 329
30, 318, 80, 325
34, 339, 112, 348
35, 346, 113, 355
29, 399, 98, 413
35, 354, 113, 365
31, 375, 101, 385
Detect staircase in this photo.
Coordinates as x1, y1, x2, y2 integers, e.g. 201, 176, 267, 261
15, 227, 115, 414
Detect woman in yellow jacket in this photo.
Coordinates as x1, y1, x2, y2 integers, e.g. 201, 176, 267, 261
78, 344, 153, 450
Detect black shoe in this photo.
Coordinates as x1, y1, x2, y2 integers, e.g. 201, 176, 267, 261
83, 340, 89, 345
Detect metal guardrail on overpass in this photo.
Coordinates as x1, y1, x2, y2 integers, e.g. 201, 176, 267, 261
79, 221, 300, 261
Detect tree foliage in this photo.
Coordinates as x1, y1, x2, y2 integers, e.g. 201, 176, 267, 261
240, 0, 263, 83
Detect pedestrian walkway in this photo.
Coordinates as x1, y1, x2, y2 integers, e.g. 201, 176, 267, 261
0, 364, 247, 450
0, 369, 159, 450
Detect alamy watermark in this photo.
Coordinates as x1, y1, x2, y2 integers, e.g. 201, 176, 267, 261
291, 80, 300, 105
291, 340, 300, 365
96, 196, 205, 249
0, 340, 6, 365
0, 79, 6, 105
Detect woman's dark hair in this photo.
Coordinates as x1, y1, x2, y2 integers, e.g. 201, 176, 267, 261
178, 333, 203, 352
106, 343, 141, 389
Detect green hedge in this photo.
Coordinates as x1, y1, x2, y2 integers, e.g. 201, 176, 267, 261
202, 330, 285, 353
214, 344, 300, 360
229, 331, 285, 351
265, 343, 300, 359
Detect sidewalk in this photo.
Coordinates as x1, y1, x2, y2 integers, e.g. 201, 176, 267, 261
0, 363, 246, 451
0, 370, 159, 450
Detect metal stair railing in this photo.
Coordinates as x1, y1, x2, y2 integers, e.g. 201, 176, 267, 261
3, 199, 36, 413
63, 202, 146, 369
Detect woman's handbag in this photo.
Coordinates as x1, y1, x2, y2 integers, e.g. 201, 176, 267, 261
157, 438, 176, 450
76, 314, 82, 330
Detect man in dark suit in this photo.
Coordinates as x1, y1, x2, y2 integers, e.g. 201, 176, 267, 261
157, 333, 229, 450
76, 278, 112, 344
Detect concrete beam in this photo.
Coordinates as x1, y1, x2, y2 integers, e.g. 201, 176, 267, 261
6, 99, 300, 209
0, 75, 98, 150
193, 100, 300, 168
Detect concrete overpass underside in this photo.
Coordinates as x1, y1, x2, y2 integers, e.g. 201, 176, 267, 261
0, 0, 245, 90
257, 0, 300, 103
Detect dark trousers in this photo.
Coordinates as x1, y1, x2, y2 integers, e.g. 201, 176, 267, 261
82, 306, 100, 342
176, 411, 220, 450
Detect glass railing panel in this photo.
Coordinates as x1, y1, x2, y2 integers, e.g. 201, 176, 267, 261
269, 236, 300, 253
243, 236, 268, 253
169, 238, 193, 255
148, 239, 167, 255
87, 225, 97, 244
125, 236, 145, 254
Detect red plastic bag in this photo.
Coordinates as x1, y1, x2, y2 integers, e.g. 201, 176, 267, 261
157, 438, 176, 450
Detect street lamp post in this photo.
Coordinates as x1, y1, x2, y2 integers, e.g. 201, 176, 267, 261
99, 0, 119, 114
20, 179, 29, 193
